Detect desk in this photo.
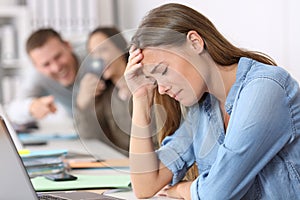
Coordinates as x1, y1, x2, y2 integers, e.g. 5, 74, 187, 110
26, 137, 127, 160
24, 117, 127, 160
24, 121, 175, 200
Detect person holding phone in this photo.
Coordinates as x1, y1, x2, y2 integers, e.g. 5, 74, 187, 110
125, 3, 300, 199
74, 27, 132, 155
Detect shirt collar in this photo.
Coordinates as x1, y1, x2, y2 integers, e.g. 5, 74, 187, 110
225, 57, 254, 114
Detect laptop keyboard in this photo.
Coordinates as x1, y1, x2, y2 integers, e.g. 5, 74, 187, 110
96, 195, 124, 200
37, 194, 68, 200
37, 193, 124, 200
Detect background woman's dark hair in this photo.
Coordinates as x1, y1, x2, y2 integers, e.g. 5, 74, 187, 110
89, 26, 129, 61
132, 3, 276, 66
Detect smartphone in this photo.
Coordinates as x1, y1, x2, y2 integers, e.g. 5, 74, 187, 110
45, 172, 77, 181
86, 57, 105, 75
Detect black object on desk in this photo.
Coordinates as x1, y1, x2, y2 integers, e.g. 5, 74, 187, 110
14, 121, 39, 133
45, 172, 77, 181
22, 140, 48, 146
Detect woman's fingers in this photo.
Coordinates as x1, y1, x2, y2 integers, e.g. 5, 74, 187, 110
125, 46, 157, 98
125, 62, 142, 76
125, 47, 143, 78
129, 45, 136, 54
128, 47, 142, 64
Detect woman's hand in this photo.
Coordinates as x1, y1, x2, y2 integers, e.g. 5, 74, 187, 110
124, 46, 157, 100
76, 73, 105, 110
157, 181, 192, 200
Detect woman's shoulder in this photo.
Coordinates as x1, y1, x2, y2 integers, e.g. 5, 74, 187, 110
242, 58, 295, 89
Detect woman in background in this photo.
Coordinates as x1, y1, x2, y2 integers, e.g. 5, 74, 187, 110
125, 3, 300, 199
75, 27, 131, 156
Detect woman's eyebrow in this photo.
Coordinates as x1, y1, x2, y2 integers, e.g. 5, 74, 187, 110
150, 62, 163, 74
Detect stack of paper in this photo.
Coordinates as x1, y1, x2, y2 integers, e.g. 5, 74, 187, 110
19, 149, 68, 178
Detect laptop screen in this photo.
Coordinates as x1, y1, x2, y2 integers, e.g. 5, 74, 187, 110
0, 116, 38, 199
0, 105, 23, 150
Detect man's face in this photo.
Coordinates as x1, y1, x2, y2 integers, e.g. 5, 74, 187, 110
29, 37, 77, 86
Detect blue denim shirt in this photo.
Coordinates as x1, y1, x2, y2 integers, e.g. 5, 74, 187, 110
156, 57, 300, 200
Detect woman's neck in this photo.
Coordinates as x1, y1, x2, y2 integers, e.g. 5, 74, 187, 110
219, 63, 238, 98
209, 63, 238, 105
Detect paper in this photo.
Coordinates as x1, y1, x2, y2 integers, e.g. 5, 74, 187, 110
32, 174, 131, 191
20, 149, 68, 178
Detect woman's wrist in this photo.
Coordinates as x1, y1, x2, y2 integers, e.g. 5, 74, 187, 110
129, 91, 156, 143
131, 95, 157, 139
132, 95, 153, 124
178, 181, 192, 200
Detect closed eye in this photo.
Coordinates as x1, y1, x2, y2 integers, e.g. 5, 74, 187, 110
145, 75, 157, 85
162, 67, 168, 75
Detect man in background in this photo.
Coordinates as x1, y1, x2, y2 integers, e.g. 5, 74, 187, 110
6, 28, 82, 124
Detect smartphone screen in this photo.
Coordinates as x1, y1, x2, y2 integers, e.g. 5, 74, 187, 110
45, 172, 77, 181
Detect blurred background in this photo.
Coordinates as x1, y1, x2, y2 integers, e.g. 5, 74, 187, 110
0, 0, 299, 104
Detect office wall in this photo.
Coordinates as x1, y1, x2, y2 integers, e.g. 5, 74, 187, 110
117, 0, 300, 81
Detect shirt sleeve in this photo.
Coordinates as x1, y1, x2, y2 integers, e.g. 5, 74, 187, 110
156, 105, 198, 185
191, 78, 294, 200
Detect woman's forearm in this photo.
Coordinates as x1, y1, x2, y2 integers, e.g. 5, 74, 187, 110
130, 96, 172, 198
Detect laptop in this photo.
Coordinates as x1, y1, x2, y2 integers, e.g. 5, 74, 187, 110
0, 104, 23, 150
0, 116, 123, 200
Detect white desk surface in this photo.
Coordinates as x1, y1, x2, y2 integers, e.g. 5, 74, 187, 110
26, 138, 127, 160
24, 116, 127, 160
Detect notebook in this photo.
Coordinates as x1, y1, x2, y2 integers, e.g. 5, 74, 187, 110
0, 115, 123, 200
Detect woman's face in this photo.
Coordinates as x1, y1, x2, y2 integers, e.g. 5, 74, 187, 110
142, 47, 207, 106
87, 32, 124, 80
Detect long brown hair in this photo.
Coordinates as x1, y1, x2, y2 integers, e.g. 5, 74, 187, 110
154, 89, 199, 180
154, 89, 181, 145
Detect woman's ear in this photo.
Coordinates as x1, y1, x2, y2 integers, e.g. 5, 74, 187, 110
186, 30, 205, 54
